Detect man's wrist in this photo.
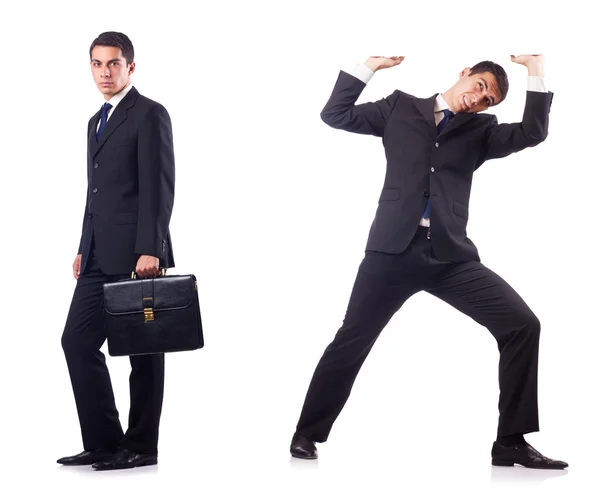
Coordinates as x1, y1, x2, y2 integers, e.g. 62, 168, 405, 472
364, 58, 381, 73
527, 64, 545, 77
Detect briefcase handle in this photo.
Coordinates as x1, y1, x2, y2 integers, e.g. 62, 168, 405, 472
131, 269, 167, 280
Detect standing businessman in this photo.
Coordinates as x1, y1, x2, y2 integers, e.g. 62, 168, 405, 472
58, 31, 175, 470
290, 54, 567, 469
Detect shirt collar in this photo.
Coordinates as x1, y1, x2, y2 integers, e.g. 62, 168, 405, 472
434, 93, 452, 114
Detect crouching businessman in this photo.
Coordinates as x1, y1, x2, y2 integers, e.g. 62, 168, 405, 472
290, 54, 567, 470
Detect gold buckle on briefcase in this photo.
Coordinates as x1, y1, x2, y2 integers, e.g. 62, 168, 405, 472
144, 307, 155, 321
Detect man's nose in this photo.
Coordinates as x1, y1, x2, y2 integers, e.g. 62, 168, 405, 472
101, 67, 110, 77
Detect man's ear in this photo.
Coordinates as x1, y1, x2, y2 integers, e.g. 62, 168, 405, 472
128, 61, 136, 75
459, 67, 471, 78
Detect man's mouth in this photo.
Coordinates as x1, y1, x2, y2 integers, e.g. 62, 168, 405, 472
462, 94, 471, 110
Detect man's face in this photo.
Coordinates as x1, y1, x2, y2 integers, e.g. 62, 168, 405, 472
90, 46, 134, 100
450, 69, 502, 114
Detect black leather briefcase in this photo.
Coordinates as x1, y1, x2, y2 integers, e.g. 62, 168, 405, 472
103, 273, 204, 356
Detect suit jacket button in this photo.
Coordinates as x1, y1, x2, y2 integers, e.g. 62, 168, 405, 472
93, 188, 98, 193
94, 162, 99, 168
423, 191, 429, 197
430, 167, 435, 172
435, 142, 439, 147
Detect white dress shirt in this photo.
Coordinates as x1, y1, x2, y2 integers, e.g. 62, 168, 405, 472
345, 63, 548, 227
96, 83, 134, 131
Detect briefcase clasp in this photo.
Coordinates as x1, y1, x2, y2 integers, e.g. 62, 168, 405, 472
144, 307, 155, 322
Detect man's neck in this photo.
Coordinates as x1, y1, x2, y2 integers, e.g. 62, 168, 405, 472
103, 82, 130, 102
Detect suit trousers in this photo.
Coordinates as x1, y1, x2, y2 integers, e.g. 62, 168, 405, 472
295, 226, 540, 442
61, 247, 165, 454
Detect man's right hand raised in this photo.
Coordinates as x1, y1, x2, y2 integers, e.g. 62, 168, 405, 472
73, 254, 82, 280
365, 56, 405, 73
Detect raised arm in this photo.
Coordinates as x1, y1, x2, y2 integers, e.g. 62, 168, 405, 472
482, 55, 553, 161
321, 56, 405, 137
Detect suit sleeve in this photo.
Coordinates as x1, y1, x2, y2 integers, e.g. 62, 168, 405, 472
480, 91, 554, 162
135, 104, 175, 259
77, 119, 94, 254
320, 70, 399, 137
77, 196, 89, 254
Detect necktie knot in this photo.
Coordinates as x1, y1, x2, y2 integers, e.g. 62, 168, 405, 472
101, 102, 112, 115
436, 108, 454, 136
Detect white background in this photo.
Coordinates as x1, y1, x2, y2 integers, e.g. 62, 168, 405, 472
0, 0, 597, 490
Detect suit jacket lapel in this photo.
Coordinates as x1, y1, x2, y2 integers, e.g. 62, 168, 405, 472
412, 95, 437, 131
93, 87, 139, 158
439, 112, 474, 137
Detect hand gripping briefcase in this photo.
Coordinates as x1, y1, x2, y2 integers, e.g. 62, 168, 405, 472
103, 273, 204, 356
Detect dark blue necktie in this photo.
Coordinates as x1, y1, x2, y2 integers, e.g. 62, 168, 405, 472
423, 109, 454, 219
96, 102, 112, 141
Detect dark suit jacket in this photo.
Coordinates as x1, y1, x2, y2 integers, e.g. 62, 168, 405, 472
78, 86, 176, 275
321, 71, 553, 262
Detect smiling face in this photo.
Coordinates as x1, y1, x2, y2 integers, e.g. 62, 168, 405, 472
90, 45, 135, 100
444, 68, 503, 114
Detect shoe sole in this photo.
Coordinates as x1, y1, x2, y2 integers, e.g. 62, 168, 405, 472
58, 456, 114, 466
290, 452, 318, 460
57, 462, 95, 466
492, 459, 567, 469
93, 458, 158, 471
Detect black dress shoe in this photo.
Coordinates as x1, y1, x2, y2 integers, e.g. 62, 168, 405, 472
290, 435, 318, 459
92, 448, 157, 471
491, 441, 568, 469
57, 448, 118, 466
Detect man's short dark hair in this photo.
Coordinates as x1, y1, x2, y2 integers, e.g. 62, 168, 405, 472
89, 31, 134, 64
470, 61, 509, 104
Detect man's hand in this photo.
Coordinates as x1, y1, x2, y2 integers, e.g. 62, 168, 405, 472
73, 254, 82, 280
365, 56, 405, 73
136, 255, 160, 278
511, 54, 544, 77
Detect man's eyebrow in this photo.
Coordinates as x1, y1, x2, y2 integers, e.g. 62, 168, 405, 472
90, 58, 122, 64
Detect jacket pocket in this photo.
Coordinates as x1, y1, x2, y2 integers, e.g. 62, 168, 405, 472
378, 188, 402, 202
452, 201, 469, 220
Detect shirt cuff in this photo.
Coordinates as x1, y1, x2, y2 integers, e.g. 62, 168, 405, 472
343, 63, 375, 84
527, 76, 547, 93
